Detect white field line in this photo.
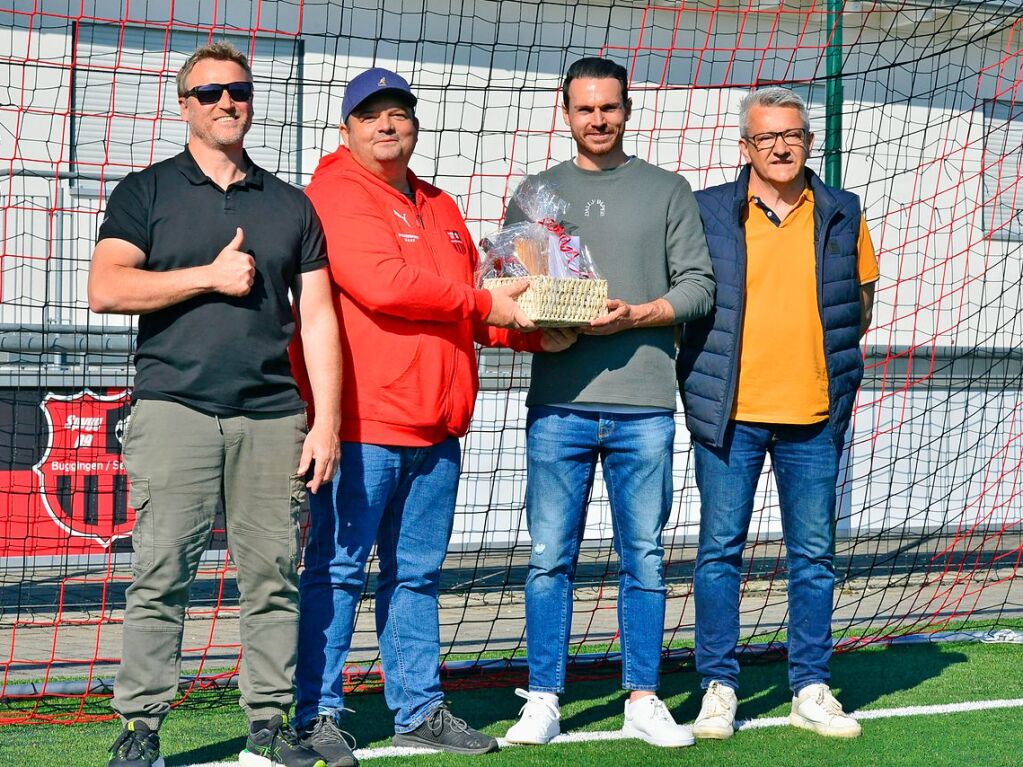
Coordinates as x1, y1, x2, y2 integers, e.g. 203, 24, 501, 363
195, 697, 1023, 765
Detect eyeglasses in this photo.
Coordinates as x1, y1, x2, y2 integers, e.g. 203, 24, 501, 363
182, 81, 254, 105
745, 128, 808, 151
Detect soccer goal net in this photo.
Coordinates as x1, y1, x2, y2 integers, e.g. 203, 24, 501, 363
1, 0, 1022, 724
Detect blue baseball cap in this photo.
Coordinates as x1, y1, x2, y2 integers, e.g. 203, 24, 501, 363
342, 67, 418, 122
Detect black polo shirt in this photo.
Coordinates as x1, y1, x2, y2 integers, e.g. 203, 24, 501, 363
97, 148, 327, 416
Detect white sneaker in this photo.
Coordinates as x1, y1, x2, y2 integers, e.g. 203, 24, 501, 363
621, 695, 694, 748
692, 681, 738, 740
789, 683, 862, 738
505, 688, 560, 745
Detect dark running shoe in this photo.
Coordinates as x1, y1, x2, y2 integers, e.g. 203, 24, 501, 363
299, 714, 359, 767
239, 714, 327, 767
391, 704, 499, 754
108, 720, 165, 767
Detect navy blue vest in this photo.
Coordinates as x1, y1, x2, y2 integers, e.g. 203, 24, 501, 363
678, 165, 864, 447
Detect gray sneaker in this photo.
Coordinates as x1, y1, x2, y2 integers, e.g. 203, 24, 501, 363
239, 714, 326, 767
392, 704, 498, 754
299, 715, 359, 767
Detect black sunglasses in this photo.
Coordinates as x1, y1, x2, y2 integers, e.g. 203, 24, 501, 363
183, 81, 254, 105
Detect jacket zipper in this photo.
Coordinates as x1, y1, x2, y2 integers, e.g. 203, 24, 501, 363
718, 193, 748, 447
815, 198, 840, 442
407, 189, 459, 421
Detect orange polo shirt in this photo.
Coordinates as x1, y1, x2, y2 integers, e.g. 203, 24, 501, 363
733, 188, 880, 424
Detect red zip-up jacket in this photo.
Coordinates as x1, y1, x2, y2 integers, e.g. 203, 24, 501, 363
300, 146, 543, 447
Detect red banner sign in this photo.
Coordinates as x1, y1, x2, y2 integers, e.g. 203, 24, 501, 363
1, 389, 134, 557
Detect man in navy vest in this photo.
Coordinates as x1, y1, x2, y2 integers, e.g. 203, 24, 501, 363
677, 87, 878, 740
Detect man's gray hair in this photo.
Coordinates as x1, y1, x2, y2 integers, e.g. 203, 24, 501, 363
738, 87, 810, 137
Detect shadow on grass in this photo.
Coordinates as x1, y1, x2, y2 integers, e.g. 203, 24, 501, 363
168, 734, 247, 766
440, 641, 970, 737
155, 641, 971, 762
720, 642, 971, 721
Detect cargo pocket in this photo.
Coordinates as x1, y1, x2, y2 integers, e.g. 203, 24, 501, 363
288, 473, 307, 568
128, 478, 154, 574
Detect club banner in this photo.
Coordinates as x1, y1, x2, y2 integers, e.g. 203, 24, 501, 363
2, 388, 134, 557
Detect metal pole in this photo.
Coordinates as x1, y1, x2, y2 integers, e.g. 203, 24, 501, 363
825, 0, 844, 186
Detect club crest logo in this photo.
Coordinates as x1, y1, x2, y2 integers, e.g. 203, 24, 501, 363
32, 390, 134, 547
447, 230, 467, 255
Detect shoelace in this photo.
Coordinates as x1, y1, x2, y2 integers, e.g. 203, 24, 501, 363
427, 706, 470, 735
110, 727, 155, 759
647, 696, 675, 723
311, 715, 358, 751
815, 689, 846, 717
514, 688, 559, 720
258, 716, 302, 750
277, 724, 303, 747
702, 685, 732, 718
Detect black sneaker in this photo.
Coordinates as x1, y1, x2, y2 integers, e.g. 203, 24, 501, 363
392, 704, 499, 754
299, 715, 359, 767
108, 720, 164, 767
240, 714, 327, 767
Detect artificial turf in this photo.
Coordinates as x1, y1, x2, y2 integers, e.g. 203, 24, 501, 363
3, 639, 1022, 766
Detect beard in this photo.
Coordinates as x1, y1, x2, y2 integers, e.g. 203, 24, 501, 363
190, 113, 251, 149
574, 129, 621, 156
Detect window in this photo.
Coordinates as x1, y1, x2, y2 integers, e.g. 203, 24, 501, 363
983, 99, 1023, 241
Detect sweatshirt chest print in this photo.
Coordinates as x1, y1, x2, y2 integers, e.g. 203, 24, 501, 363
583, 199, 606, 217
393, 208, 420, 242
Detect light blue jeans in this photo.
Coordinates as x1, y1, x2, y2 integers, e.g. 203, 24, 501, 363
524, 405, 675, 693
294, 438, 459, 733
693, 420, 840, 694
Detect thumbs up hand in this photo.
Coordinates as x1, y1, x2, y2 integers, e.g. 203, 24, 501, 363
209, 227, 255, 297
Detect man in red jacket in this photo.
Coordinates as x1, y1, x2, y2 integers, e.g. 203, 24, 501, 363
292, 68, 575, 765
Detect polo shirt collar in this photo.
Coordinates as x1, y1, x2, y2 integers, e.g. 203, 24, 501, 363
174, 146, 264, 189
746, 185, 813, 205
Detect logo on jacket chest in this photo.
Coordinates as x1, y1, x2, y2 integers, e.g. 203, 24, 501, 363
446, 230, 467, 255
393, 208, 422, 243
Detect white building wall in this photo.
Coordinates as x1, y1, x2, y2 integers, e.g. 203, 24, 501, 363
2, 1, 1021, 546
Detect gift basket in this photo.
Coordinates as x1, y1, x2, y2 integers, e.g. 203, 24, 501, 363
477, 181, 608, 327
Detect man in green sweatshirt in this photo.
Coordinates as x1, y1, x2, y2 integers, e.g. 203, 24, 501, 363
502, 56, 714, 748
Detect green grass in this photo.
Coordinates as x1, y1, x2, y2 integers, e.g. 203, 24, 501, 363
3, 640, 1023, 766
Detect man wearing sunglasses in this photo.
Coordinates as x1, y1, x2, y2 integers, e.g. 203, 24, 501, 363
677, 86, 879, 740
90, 42, 339, 767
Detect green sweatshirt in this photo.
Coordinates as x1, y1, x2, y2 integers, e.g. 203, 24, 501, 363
505, 157, 714, 411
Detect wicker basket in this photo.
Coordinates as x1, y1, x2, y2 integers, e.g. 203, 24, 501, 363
483, 275, 608, 327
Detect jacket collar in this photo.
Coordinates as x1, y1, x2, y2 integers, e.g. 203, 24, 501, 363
335, 146, 424, 206
174, 146, 264, 189
732, 164, 839, 223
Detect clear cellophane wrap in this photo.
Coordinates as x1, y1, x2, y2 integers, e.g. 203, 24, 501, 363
477, 181, 607, 327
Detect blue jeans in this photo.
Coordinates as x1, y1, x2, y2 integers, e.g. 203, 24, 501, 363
294, 438, 459, 733
524, 406, 674, 693
693, 420, 840, 694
